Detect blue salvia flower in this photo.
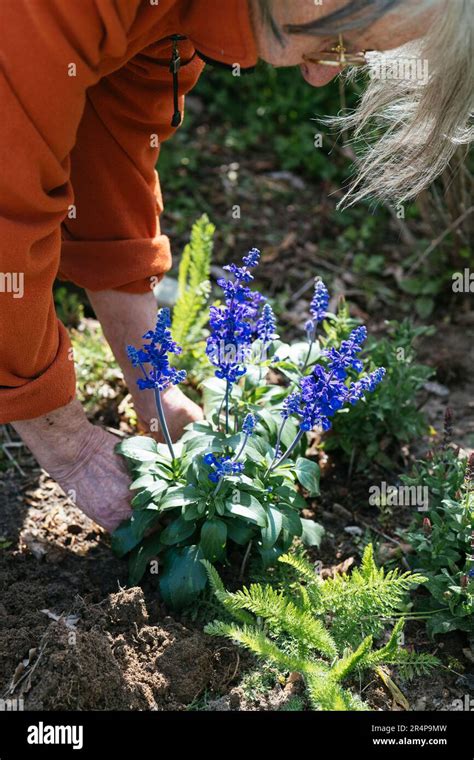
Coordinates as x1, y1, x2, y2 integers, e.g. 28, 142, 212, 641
310, 280, 329, 323
242, 247, 260, 270
256, 303, 279, 347
242, 413, 256, 435
204, 453, 244, 484
206, 249, 262, 384
324, 326, 367, 379
306, 280, 329, 336
127, 308, 186, 392
280, 328, 385, 434
281, 390, 303, 421
348, 367, 386, 403
468, 568, 474, 578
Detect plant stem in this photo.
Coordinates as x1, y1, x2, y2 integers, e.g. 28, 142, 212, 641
224, 380, 230, 434
266, 418, 288, 475
269, 429, 305, 473
154, 389, 175, 461
239, 540, 253, 581
301, 335, 315, 374
234, 434, 249, 463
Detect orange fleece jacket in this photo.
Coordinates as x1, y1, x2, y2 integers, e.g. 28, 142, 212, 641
0, 0, 257, 423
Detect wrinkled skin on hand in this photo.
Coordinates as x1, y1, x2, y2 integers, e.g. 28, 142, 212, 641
12, 288, 204, 533
48, 424, 135, 532
12, 391, 203, 533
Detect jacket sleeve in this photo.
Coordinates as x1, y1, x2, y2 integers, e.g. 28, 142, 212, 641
59, 38, 204, 293
0, 0, 143, 423
0, 1, 203, 423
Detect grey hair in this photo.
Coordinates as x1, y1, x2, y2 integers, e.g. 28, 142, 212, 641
258, 0, 474, 207
329, 0, 474, 207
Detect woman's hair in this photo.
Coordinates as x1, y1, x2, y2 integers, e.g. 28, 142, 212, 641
258, 0, 474, 207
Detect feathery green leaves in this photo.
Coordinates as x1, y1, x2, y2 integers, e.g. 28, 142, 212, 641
204, 545, 439, 710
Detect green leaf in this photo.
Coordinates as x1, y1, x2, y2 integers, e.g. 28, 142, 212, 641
116, 436, 158, 462
261, 506, 283, 549
202, 377, 227, 417
295, 457, 320, 496
415, 296, 434, 319
279, 418, 299, 451
130, 508, 161, 540
226, 492, 268, 527
259, 545, 284, 568
279, 504, 303, 537
159, 545, 208, 609
159, 486, 199, 510
128, 532, 163, 586
131, 482, 168, 509
111, 519, 141, 558
300, 518, 325, 547
130, 474, 163, 491
160, 515, 197, 545
227, 520, 254, 545
257, 408, 279, 437
288, 341, 320, 367
200, 518, 227, 562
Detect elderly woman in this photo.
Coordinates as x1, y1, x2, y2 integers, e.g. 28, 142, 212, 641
1, 0, 472, 531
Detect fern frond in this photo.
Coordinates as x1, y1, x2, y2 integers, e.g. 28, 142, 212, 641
364, 644, 440, 680
321, 563, 428, 648
201, 558, 225, 594
331, 636, 374, 681
306, 673, 369, 711
204, 544, 437, 711
279, 552, 320, 585
171, 214, 214, 346
394, 651, 441, 680
204, 621, 326, 676
222, 583, 338, 658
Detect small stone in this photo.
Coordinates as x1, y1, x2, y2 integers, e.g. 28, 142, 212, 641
344, 526, 363, 537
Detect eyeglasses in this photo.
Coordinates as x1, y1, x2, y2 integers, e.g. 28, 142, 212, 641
303, 34, 372, 69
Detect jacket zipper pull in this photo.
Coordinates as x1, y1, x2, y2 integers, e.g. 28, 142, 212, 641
169, 35, 184, 128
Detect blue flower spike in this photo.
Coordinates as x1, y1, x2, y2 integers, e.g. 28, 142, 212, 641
127, 307, 186, 460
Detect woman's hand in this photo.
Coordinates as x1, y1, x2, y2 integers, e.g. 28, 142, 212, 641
13, 399, 133, 532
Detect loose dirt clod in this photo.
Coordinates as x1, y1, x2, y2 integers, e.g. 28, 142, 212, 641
0, 478, 232, 710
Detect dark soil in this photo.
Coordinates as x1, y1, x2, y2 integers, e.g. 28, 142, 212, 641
0, 472, 245, 710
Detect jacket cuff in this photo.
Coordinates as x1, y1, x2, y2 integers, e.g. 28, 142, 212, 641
58, 235, 172, 294
0, 322, 76, 424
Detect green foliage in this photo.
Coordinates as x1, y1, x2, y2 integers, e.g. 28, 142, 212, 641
204, 545, 438, 710
54, 285, 85, 328
71, 323, 128, 418
171, 215, 214, 384
194, 63, 359, 180
114, 422, 323, 609
255, 299, 434, 474
404, 443, 473, 636
322, 310, 435, 471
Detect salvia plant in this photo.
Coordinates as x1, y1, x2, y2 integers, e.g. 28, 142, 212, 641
404, 433, 473, 636
204, 544, 439, 710
113, 248, 385, 608
321, 313, 434, 472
